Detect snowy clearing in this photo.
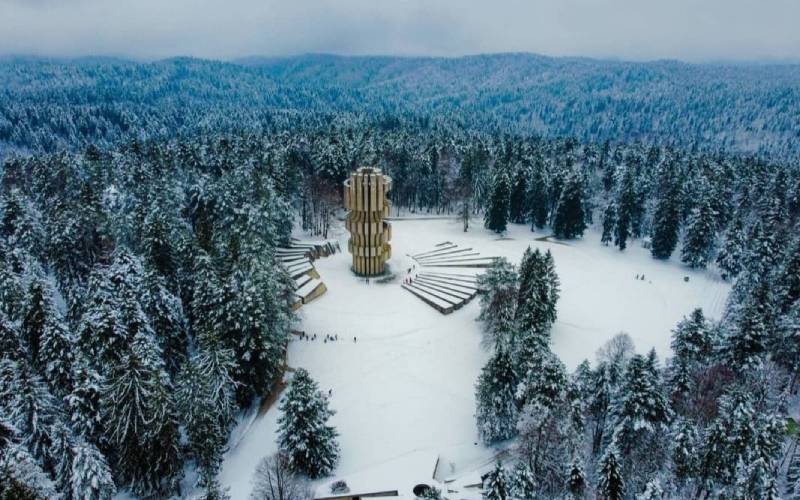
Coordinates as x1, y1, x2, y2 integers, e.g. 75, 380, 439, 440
219, 217, 730, 499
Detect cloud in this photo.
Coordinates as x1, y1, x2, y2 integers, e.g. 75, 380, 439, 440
0, 0, 798, 62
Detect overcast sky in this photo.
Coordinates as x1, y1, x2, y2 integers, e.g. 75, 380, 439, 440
1, 0, 798, 63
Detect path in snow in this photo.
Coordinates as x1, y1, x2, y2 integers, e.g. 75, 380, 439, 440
219, 219, 731, 499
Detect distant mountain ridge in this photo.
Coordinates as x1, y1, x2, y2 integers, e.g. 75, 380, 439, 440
1, 53, 799, 160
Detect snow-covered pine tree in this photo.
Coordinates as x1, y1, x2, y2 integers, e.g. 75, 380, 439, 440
668, 308, 712, 395
613, 163, 637, 251
37, 301, 74, 397
485, 167, 511, 233
0, 258, 24, 322
177, 333, 237, 491
636, 479, 664, 500
509, 163, 529, 224
597, 446, 625, 500
552, 169, 587, 239
65, 360, 104, 444
140, 204, 178, 286
70, 438, 116, 500
277, 368, 340, 478
141, 267, 187, 376
775, 300, 800, 385
0, 358, 61, 471
476, 258, 518, 348
601, 202, 616, 246
721, 280, 772, 372
670, 309, 712, 366
20, 277, 47, 365
0, 441, 57, 500
101, 331, 182, 497
680, 179, 717, 268
607, 353, 670, 490
515, 247, 559, 340
508, 462, 536, 500
715, 214, 746, 280
475, 348, 518, 443
527, 157, 549, 230
787, 449, 800, 499
671, 417, 699, 485
482, 461, 510, 500
565, 459, 586, 499
775, 233, 800, 313
650, 163, 682, 259
50, 422, 74, 498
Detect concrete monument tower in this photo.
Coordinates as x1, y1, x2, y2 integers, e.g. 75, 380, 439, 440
343, 167, 392, 275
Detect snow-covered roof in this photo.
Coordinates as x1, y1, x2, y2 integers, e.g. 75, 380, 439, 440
314, 451, 439, 499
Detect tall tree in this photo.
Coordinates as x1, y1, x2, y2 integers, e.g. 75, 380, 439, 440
277, 369, 339, 479
552, 170, 587, 239
475, 349, 518, 443
486, 168, 511, 233
681, 179, 717, 268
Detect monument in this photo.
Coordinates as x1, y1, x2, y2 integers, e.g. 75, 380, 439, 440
343, 167, 392, 275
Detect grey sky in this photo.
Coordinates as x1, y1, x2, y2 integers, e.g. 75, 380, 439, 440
1, 0, 798, 62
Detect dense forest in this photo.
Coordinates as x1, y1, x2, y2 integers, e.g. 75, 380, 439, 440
0, 55, 799, 499
2, 54, 800, 161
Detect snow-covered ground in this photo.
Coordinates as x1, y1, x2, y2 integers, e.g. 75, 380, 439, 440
218, 218, 730, 499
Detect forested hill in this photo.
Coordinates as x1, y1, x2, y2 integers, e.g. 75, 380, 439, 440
1, 53, 799, 161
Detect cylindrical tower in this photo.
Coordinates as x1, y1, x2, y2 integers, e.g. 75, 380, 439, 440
343, 167, 392, 276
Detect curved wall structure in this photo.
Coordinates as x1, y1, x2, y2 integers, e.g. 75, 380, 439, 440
343, 167, 392, 275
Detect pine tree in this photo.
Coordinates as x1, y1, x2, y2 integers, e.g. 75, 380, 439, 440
515, 248, 560, 339
277, 369, 340, 478
670, 309, 712, 365
482, 461, 510, 500
716, 215, 746, 280
486, 168, 511, 233
552, 170, 587, 239
509, 164, 529, 224
681, 183, 717, 268
787, 450, 800, 499
775, 300, 800, 382
609, 355, 670, 451
775, 234, 800, 313
668, 308, 712, 395
65, 360, 104, 444
508, 462, 536, 500
178, 336, 237, 490
141, 267, 186, 376
721, 280, 772, 372
565, 459, 586, 499
601, 202, 616, 246
671, 418, 699, 484
636, 479, 664, 500
0, 358, 60, 471
527, 158, 549, 231
140, 205, 177, 285
0, 259, 24, 322
0, 442, 57, 500
20, 278, 47, 365
650, 166, 682, 259
475, 349, 518, 443
613, 164, 638, 251
101, 331, 182, 496
51, 422, 74, 498
38, 305, 74, 397
476, 258, 518, 347
70, 439, 116, 500
597, 447, 625, 500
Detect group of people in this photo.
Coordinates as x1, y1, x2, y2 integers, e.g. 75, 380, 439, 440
296, 331, 358, 343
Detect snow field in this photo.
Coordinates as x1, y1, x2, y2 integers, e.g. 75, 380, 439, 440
219, 217, 730, 498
